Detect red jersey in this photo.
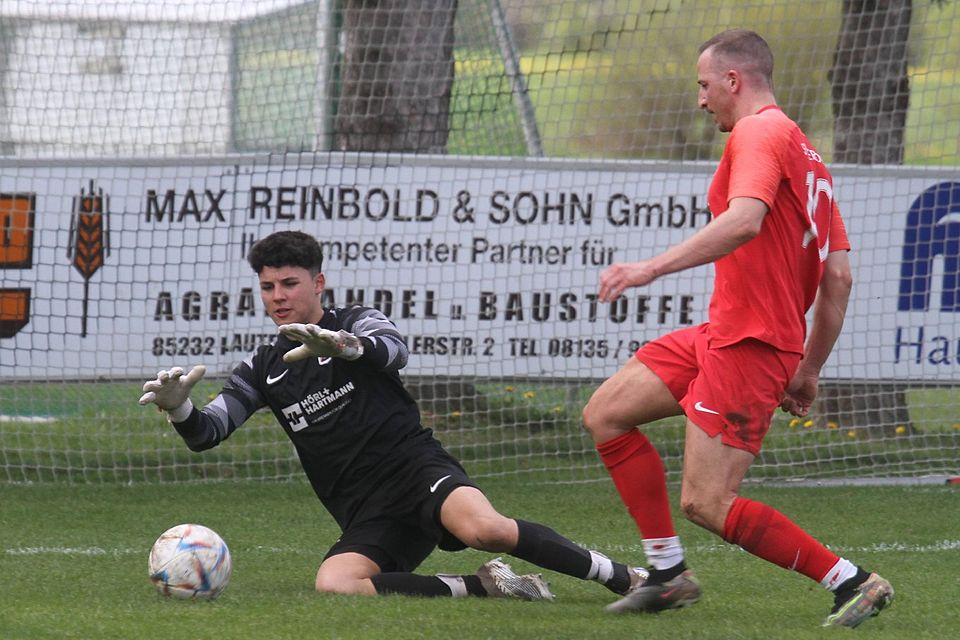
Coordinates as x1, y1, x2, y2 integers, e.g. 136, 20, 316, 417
706, 105, 850, 354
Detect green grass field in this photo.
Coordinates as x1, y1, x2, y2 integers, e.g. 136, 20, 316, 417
2, 478, 958, 639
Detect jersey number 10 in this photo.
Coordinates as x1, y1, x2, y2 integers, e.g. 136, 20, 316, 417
804, 170, 833, 262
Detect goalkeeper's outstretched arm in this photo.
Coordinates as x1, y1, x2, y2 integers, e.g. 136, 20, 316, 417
279, 306, 409, 372
138, 362, 263, 452
138, 365, 206, 421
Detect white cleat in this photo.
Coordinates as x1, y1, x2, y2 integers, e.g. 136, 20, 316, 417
476, 558, 555, 601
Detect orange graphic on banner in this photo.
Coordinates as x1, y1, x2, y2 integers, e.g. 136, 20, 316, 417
68, 181, 110, 338
0, 194, 35, 268
0, 288, 30, 338
0, 194, 34, 338
72, 206, 104, 278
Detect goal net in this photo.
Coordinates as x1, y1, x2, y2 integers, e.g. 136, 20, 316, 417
1, 0, 957, 485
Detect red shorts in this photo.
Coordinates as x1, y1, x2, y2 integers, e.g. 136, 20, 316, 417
635, 324, 800, 455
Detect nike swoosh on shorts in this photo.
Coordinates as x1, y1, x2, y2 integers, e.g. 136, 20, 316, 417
693, 401, 720, 415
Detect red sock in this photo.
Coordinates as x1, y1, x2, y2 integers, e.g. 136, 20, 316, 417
596, 430, 676, 539
722, 496, 839, 583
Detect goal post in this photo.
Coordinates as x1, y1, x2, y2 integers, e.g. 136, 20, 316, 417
0, 0, 957, 485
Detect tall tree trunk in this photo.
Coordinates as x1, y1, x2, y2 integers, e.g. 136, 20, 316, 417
830, 0, 912, 164
823, 0, 915, 436
333, 0, 467, 409
334, 0, 457, 153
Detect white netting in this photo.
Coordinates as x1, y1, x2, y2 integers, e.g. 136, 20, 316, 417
1, 0, 957, 484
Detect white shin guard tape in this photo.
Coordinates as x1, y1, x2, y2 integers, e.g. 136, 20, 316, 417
436, 574, 469, 597
588, 549, 615, 583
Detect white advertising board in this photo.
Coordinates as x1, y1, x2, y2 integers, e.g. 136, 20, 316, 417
1, 155, 957, 382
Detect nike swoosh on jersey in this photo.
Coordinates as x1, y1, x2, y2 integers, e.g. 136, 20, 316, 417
266, 370, 289, 385
693, 401, 720, 415
429, 474, 452, 493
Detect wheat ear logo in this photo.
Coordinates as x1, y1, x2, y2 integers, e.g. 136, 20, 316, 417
67, 180, 111, 337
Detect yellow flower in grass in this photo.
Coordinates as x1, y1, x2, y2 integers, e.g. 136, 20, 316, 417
826, 421, 839, 430
802, 420, 814, 428
450, 410, 462, 418
846, 429, 858, 439
523, 391, 536, 400
552, 405, 564, 414
895, 425, 907, 435
504, 386, 514, 393
789, 418, 800, 428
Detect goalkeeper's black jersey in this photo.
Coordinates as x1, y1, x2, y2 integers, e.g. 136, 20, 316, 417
171, 305, 438, 528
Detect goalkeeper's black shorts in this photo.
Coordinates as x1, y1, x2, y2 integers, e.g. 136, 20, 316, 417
323, 442, 480, 572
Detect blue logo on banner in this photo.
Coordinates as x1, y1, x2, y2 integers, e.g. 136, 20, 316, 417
898, 181, 960, 312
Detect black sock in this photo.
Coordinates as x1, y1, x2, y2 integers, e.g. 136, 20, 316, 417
462, 574, 487, 596
371, 573, 460, 597
511, 519, 631, 593
606, 564, 632, 594
646, 561, 686, 585
834, 566, 871, 598
512, 519, 592, 576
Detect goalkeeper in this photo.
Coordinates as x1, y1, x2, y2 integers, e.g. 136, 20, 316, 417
140, 230, 643, 601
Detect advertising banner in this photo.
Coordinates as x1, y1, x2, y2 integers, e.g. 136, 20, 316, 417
1, 156, 957, 381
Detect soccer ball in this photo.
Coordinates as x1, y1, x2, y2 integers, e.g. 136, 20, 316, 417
148, 523, 232, 600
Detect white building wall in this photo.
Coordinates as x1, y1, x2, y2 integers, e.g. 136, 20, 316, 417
7, 20, 232, 156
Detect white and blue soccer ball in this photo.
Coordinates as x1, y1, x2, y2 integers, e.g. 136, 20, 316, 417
148, 523, 232, 600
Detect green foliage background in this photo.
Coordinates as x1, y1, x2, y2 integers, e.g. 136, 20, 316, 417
225, 1, 959, 162
448, 0, 960, 164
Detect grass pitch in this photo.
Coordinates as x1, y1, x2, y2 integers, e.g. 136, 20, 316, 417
2, 478, 958, 640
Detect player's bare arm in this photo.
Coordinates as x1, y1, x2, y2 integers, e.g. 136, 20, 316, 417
598, 196, 768, 301
781, 250, 852, 416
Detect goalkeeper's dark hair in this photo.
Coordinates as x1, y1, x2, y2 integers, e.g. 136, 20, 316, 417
248, 230, 324, 275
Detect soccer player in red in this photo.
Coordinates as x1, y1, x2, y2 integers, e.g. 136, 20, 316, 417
582, 29, 893, 627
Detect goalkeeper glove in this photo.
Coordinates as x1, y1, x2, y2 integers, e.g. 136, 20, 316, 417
138, 365, 206, 421
278, 323, 364, 363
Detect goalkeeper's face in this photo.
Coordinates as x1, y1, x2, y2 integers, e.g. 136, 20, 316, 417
258, 265, 325, 326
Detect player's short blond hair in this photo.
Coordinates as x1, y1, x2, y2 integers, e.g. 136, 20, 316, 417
699, 29, 774, 89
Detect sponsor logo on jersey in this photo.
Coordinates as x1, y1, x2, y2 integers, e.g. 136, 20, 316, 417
280, 381, 356, 432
